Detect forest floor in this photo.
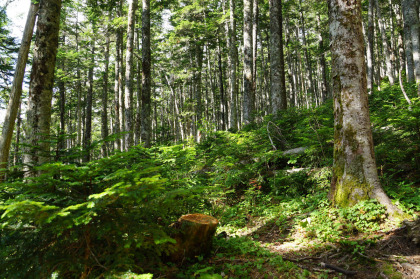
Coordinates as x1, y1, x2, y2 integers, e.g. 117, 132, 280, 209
172, 205, 420, 279
245, 216, 420, 278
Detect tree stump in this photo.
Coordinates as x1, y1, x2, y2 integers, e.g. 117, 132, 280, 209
169, 213, 219, 263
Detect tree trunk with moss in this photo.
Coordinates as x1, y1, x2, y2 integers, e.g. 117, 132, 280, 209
23, 0, 62, 174
328, 0, 402, 217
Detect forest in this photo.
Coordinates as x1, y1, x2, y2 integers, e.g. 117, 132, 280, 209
0, 0, 419, 278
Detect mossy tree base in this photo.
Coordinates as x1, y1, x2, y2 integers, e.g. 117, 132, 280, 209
169, 214, 219, 263
328, 0, 403, 218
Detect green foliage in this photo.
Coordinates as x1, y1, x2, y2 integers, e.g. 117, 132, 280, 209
0, 146, 206, 278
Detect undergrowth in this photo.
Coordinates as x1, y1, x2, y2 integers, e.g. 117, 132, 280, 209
0, 81, 418, 278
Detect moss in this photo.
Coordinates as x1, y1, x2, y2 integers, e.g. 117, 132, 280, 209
333, 173, 371, 207
381, 263, 403, 279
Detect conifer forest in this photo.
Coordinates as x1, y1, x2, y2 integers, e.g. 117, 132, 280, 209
1, 0, 420, 278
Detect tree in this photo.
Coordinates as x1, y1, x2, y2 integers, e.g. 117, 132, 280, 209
23, 0, 62, 173
402, 0, 420, 96
141, 0, 152, 147
227, 0, 237, 130
0, 1, 38, 180
243, 0, 254, 124
269, 0, 287, 114
328, 0, 401, 216
401, 0, 415, 83
124, 0, 138, 149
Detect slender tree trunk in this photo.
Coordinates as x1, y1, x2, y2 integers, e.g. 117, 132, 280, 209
367, 0, 375, 91
299, 0, 315, 103
376, 0, 395, 85
102, 31, 110, 157
114, 34, 121, 151
403, 0, 420, 95
216, 39, 226, 131
269, 0, 287, 115
124, 0, 138, 149
135, 23, 142, 145
14, 109, 22, 166
196, 45, 203, 138
317, 15, 330, 101
228, 0, 237, 130
24, 0, 62, 173
141, 0, 152, 147
58, 54, 66, 160
252, 0, 258, 90
243, 0, 254, 125
402, 0, 415, 83
0, 2, 38, 180
328, 0, 402, 216
76, 15, 82, 148
83, 28, 95, 162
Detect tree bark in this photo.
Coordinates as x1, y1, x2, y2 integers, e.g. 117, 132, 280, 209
114, 33, 121, 152
83, 28, 95, 163
269, 0, 287, 115
317, 15, 330, 101
102, 30, 110, 157
403, 0, 420, 95
124, 0, 138, 150
0, 1, 38, 180
243, 0, 254, 125
24, 0, 62, 174
228, 0, 238, 130
367, 0, 375, 91
376, 0, 395, 85
328, 0, 402, 216
402, 0, 415, 83
141, 0, 152, 147
299, 0, 315, 103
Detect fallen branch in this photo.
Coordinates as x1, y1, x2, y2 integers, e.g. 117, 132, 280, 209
320, 262, 357, 276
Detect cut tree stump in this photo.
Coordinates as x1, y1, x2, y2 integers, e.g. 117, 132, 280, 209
169, 213, 219, 263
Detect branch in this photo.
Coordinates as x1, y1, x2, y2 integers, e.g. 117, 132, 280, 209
320, 262, 357, 276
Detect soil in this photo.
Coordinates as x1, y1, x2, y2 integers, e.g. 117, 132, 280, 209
247, 218, 420, 278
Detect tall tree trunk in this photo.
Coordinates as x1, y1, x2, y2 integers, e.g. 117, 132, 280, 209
102, 31, 110, 157
58, 55, 66, 160
252, 0, 258, 90
216, 39, 226, 131
228, 0, 238, 130
76, 14, 83, 148
403, 0, 420, 95
114, 33, 121, 151
367, 0, 375, 91
135, 22, 142, 145
328, 0, 402, 216
196, 45, 203, 138
317, 15, 330, 101
299, 0, 315, 103
243, 0, 254, 125
141, 0, 152, 147
24, 0, 62, 174
14, 109, 22, 166
376, 0, 395, 85
0, 1, 38, 180
269, 0, 287, 115
124, 0, 138, 150
83, 29, 95, 162
402, 0, 415, 83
